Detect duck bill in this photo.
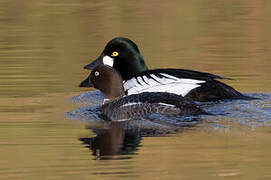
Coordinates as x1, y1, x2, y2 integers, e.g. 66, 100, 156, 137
84, 53, 104, 70
79, 76, 93, 87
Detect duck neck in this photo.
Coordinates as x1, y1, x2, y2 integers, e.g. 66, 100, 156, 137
102, 84, 125, 104
114, 55, 148, 80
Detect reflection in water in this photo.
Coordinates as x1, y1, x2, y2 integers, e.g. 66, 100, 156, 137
76, 112, 192, 160
74, 93, 271, 160
78, 117, 202, 160
80, 122, 141, 160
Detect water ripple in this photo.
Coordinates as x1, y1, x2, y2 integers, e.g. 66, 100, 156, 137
68, 91, 271, 132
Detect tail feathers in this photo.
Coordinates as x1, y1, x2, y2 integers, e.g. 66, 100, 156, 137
186, 80, 258, 102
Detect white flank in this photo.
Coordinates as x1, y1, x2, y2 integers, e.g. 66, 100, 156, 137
137, 76, 146, 86
159, 73, 205, 84
150, 74, 162, 82
124, 73, 206, 97
123, 77, 140, 90
158, 103, 175, 107
102, 56, 114, 67
121, 102, 142, 107
142, 75, 150, 84
159, 73, 180, 81
114, 118, 130, 122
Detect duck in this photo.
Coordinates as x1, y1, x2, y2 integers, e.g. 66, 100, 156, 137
79, 65, 207, 121
83, 37, 255, 102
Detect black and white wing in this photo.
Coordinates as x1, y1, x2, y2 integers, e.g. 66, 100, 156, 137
123, 69, 214, 96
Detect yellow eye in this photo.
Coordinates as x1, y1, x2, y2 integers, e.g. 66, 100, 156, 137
112, 51, 119, 57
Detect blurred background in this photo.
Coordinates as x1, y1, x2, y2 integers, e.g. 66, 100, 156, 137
0, 0, 270, 179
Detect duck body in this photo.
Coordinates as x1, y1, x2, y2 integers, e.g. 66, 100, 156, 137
124, 69, 249, 101
101, 92, 206, 121
80, 65, 207, 121
84, 37, 255, 102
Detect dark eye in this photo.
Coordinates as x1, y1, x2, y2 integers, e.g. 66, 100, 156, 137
94, 71, 99, 76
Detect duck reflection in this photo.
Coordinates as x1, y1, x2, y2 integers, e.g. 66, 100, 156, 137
79, 121, 141, 160
79, 116, 201, 160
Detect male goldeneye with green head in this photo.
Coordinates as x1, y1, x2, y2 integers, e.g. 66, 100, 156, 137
79, 65, 207, 121
84, 37, 254, 102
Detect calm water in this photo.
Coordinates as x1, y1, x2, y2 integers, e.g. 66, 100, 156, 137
1, 0, 271, 179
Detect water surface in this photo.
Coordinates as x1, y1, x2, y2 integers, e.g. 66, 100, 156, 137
0, 0, 271, 179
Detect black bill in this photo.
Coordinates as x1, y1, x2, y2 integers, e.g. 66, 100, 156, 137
84, 53, 104, 70
79, 76, 93, 87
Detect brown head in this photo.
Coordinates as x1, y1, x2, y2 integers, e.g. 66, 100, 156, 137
79, 65, 124, 101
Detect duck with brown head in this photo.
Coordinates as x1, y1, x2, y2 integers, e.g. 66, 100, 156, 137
80, 65, 207, 121
80, 65, 124, 102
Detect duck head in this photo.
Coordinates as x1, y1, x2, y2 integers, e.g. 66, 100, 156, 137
80, 65, 124, 101
84, 37, 148, 80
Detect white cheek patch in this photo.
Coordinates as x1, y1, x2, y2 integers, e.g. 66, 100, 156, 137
103, 56, 114, 67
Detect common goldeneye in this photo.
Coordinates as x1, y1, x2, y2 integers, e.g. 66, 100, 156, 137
79, 65, 207, 121
84, 37, 255, 102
